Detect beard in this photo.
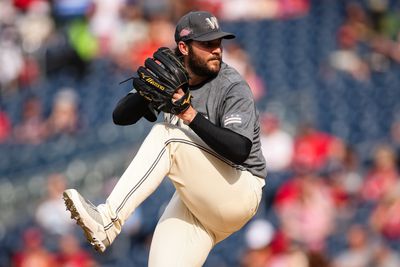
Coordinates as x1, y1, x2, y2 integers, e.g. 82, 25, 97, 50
187, 45, 222, 78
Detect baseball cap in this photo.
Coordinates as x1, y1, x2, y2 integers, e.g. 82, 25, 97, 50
175, 11, 235, 43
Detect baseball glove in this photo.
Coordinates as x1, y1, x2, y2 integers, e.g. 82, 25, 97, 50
133, 47, 191, 115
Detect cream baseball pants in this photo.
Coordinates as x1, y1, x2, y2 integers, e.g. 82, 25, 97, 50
98, 123, 265, 267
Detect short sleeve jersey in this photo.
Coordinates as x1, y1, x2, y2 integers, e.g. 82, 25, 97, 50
189, 63, 267, 178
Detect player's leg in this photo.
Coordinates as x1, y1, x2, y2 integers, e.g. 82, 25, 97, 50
101, 122, 263, 243
148, 192, 214, 267
64, 123, 174, 251
64, 122, 264, 252
166, 128, 265, 240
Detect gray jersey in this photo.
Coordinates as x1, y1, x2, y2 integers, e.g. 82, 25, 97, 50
188, 63, 266, 178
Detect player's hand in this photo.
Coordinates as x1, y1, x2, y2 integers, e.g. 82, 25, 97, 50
173, 88, 197, 124
172, 88, 185, 102
133, 47, 191, 115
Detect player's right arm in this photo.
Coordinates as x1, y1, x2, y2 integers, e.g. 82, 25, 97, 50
112, 92, 158, 125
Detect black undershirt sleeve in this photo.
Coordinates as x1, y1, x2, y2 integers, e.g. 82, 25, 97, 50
189, 113, 252, 165
113, 94, 251, 164
112, 93, 157, 125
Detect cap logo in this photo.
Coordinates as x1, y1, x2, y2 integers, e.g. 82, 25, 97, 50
180, 28, 192, 38
205, 17, 219, 30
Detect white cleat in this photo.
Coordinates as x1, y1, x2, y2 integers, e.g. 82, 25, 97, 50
63, 189, 110, 252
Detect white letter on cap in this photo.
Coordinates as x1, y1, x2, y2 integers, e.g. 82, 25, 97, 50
205, 17, 219, 30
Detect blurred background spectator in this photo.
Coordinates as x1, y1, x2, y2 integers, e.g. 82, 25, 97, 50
274, 169, 335, 252
259, 112, 294, 173
369, 182, 400, 241
13, 96, 47, 145
1, 0, 400, 266
35, 173, 74, 236
130, 15, 175, 69
241, 219, 276, 267
0, 106, 11, 143
45, 87, 82, 138
292, 122, 336, 173
11, 227, 57, 267
389, 119, 400, 168
241, 219, 309, 267
328, 23, 370, 81
369, 240, 400, 267
332, 224, 373, 267
360, 144, 398, 203
0, 22, 24, 94
55, 233, 98, 267
224, 42, 267, 102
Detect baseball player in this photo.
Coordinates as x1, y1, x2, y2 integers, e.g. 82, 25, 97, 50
63, 10, 267, 267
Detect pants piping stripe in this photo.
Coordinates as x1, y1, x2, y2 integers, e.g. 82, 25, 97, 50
104, 137, 243, 231
104, 147, 167, 230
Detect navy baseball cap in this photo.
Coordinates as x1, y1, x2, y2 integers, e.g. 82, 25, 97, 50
174, 11, 235, 43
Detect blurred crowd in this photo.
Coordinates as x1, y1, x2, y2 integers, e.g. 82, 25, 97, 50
0, 0, 308, 145
1, 0, 400, 266
0, 0, 309, 93
10, 173, 98, 267
244, 111, 400, 267
6, 172, 144, 267
5, 111, 400, 267
327, 0, 400, 81
4, 87, 82, 145
244, 3, 400, 264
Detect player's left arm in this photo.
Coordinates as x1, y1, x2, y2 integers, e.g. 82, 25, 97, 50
175, 84, 254, 165
217, 81, 258, 143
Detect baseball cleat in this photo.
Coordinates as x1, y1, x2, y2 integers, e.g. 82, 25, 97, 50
63, 189, 110, 252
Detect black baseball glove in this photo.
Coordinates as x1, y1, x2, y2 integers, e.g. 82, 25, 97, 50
133, 47, 191, 115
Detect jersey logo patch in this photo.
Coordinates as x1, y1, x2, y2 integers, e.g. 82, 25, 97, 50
224, 114, 242, 126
